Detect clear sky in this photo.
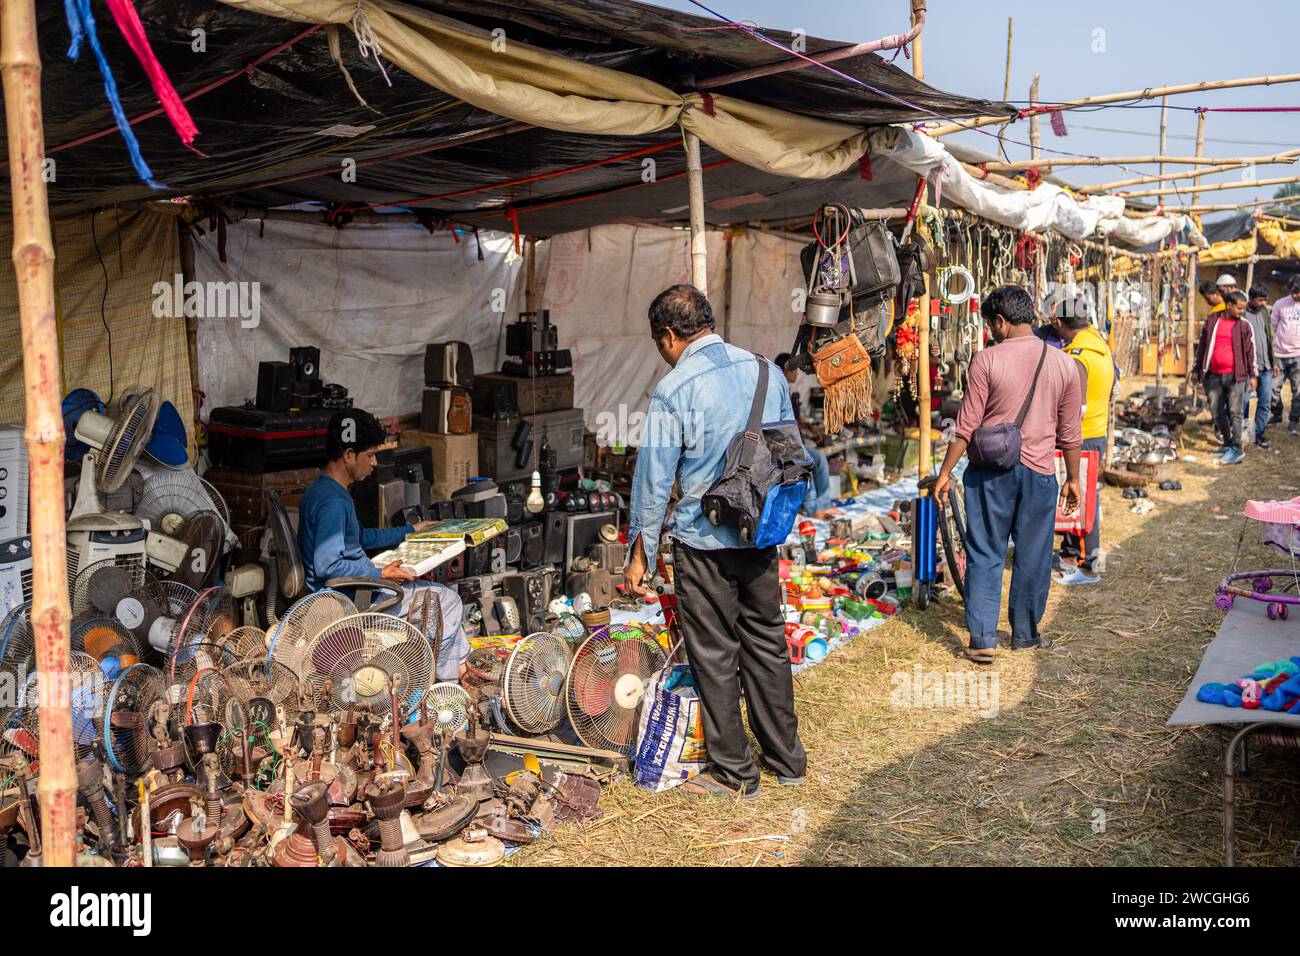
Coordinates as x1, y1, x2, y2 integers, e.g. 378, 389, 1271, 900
653, 0, 1299, 222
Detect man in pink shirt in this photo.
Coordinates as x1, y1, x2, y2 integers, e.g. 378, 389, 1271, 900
1270, 276, 1300, 434
933, 286, 1082, 663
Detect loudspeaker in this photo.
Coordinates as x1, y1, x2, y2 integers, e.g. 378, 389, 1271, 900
465, 540, 493, 577
503, 528, 522, 565
425, 341, 474, 388
497, 569, 551, 634
255, 361, 293, 412
543, 512, 567, 566
431, 499, 456, 521
289, 346, 321, 382
519, 521, 544, 569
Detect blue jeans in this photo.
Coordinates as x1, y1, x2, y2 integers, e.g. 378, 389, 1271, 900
1244, 369, 1273, 441
963, 463, 1059, 650
803, 446, 831, 514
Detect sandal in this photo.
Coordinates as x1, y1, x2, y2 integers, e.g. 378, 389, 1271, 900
964, 647, 997, 664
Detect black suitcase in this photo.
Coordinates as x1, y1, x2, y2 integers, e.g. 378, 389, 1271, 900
207, 406, 334, 473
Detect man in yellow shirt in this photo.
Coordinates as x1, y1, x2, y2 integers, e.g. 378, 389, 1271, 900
1048, 297, 1116, 586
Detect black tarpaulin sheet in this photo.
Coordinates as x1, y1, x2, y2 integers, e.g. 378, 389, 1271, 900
0, 0, 1011, 230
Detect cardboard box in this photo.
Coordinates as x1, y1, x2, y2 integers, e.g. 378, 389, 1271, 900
398, 428, 478, 500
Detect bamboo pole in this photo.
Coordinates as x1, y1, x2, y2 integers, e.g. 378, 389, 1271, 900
928, 73, 1300, 138
912, 1, 931, 480
695, 0, 925, 90
1079, 150, 1299, 192
684, 131, 708, 294
1185, 251, 1198, 388
996, 18, 1013, 157
524, 235, 537, 314
1157, 96, 1169, 207
1028, 73, 1041, 162
1245, 224, 1260, 288
1168, 197, 1291, 213
1, 0, 75, 868
1119, 173, 1300, 199
983, 152, 1298, 172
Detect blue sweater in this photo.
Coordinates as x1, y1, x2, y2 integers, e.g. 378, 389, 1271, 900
298, 473, 412, 591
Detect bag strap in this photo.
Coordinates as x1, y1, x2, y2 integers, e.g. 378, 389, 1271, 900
1014, 340, 1049, 430
745, 354, 769, 438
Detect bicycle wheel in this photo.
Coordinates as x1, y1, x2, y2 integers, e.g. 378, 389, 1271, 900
938, 480, 968, 599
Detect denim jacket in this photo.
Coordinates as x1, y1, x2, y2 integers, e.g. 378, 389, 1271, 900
627, 333, 795, 565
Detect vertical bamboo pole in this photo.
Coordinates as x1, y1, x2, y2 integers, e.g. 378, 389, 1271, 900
684, 131, 708, 295
524, 235, 537, 314
1245, 224, 1260, 289
996, 18, 1013, 157
912, 2, 931, 477
1157, 96, 1169, 207
1154, 260, 1164, 399
1029, 73, 1041, 162
1, 0, 76, 867
1187, 111, 1206, 387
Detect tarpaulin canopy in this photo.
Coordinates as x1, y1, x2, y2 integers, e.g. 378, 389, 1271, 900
1, 0, 1009, 228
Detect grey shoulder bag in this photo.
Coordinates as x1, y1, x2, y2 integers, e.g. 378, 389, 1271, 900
967, 340, 1047, 471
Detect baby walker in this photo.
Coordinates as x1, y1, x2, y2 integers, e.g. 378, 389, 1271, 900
1214, 497, 1300, 621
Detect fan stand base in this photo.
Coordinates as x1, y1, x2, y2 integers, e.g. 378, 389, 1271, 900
68, 453, 103, 522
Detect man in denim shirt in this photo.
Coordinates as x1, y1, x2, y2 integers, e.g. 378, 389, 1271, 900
624, 285, 806, 801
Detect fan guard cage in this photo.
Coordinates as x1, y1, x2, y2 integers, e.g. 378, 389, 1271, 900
71, 617, 144, 679
301, 612, 434, 718
220, 657, 301, 734
166, 587, 238, 686
422, 682, 471, 735
97, 391, 159, 492
137, 472, 230, 543
565, 625, 667, 756
266, 590, 357, 677
103, 662, 168, 776
0, 602, 34, 670
503, 631, 572, 734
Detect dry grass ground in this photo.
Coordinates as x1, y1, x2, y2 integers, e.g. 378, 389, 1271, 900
514, 376, 1300, 867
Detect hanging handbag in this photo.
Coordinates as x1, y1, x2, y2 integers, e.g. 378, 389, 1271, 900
967, 340, 1048, 471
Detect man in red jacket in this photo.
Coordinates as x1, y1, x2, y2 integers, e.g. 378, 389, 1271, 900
1193, 291, 1257, 466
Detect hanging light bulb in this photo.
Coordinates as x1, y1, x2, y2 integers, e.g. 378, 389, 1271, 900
525, 470, 545, 514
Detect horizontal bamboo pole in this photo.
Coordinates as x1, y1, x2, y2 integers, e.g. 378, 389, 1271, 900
1080, 150, 1300, 192
983, 153, 1300, 171
1118, 173, 1300, 199
928, 72, 1300, 138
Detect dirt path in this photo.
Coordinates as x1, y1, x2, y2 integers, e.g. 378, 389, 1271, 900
516, 381, 1300, 866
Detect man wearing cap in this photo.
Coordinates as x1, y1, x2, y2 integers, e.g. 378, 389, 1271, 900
1271, 276, 1300, 435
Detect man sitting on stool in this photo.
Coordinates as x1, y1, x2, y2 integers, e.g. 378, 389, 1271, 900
298, 409, 468, 681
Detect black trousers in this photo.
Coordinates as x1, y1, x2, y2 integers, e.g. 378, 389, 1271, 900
1204, 372, 1245, 450
672, 542, 807, 788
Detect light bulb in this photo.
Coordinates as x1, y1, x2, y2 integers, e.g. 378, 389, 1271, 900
525, 470, 545, 514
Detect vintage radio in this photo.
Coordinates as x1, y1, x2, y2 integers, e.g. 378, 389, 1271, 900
421, 387, 472, 435
496, 565, 555, 634
425, 341, 474, 388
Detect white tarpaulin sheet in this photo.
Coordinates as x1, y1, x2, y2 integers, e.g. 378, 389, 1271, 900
870, 127, 1207, 250
194, 219, 808, 431
193, 218, 525, 418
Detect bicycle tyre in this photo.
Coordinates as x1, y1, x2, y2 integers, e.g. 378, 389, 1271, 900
938, 480, 968, 600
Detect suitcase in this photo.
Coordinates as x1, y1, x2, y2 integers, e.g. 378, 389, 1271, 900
207, 406, 334, 473
472, 372, 573, 417
475, 408, 584, 483
204, 464, 320, 529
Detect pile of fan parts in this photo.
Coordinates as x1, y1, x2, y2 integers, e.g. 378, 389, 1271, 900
2, 575, 669, 866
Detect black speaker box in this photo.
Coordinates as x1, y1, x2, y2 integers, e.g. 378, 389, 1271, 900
519, 521, 544, 569
543, 512, 567, 566
256, 361, 293, 412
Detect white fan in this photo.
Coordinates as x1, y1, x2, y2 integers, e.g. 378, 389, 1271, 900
424, 682, 471, 735
300, 612, 434, 719
502, 631, 572, 734
68, 389, 159, 521
136, 470, 232, 551
265, 590, 357, 678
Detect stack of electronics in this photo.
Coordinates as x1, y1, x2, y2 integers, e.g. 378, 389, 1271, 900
421, 340, 474, 435
0, 424, 30, 615
207, 345, 351, 473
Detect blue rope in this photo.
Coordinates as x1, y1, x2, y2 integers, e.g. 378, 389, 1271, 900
64, 0, 163, 188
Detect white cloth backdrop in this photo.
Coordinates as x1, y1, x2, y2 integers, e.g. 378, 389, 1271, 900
193, 218, 525, 418
194, 219, 807, 429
